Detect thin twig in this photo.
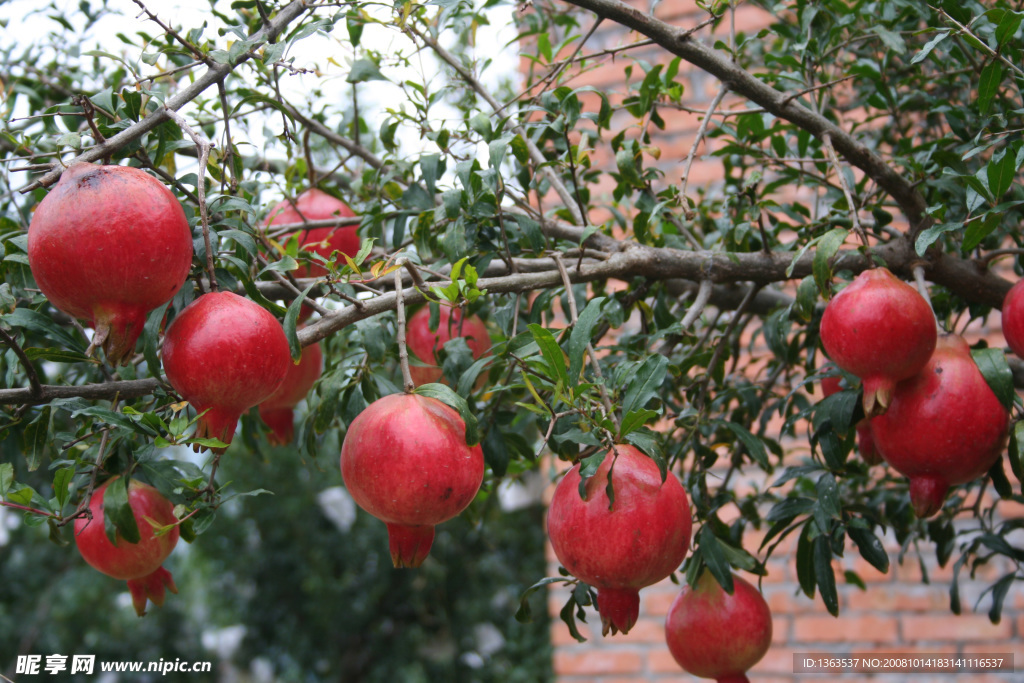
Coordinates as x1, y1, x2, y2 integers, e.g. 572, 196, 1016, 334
552, 253, 617, 429
0, 327, 42, 398
822, 132, 867, 247
403, 260, 428, 290
394, 265, 415, 393
164, 107, 218, 291
680, 279, 713, 329
680, 84, 728, 200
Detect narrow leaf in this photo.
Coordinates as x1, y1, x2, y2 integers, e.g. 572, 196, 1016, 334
528, 324, 570, 389
699, 525, 734, 595
813, 534, 839, 616
413, 383, 479, 445
971, 348, 1014, 411
567, 297, 605, 382
103, 477, 141, 546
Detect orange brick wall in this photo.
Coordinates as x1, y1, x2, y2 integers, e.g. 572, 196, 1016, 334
532, 2, 1024, 680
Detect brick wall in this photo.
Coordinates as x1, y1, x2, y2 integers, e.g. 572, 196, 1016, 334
531, 2, 1024, 680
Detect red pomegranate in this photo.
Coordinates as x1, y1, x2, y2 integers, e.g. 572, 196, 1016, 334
74, 478, 180, 616
258, 341, 323, 445
1001, 279, 1024, 358
547, 444, 692, 636
665, 571, 773, 683
820, 267, 937, 417
162, 292, 290, 453
266, 189, 358, 278
340, 393, 484, 568
871, 334, 1010, 517
406, 306, 490, 386
820, 374, 881, 466
27, 162, 193, 366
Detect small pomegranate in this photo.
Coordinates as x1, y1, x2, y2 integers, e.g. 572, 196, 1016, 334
74, 478, 179, 617
820, 267, 937, 417
258, 341, 323, 445
266, 189, 358, 278
665, 571, 773, 683
871, 334, 1010, 517
340, 393, 484, 568
547, 444, 692, 636
820, 374, 881, 466
27, 162, 193, 366
162, 292, 290, 453
406, 306, 490, 386
1001, 279, 1024, 358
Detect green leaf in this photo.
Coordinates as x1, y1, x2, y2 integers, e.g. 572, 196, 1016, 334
567, 297, 605, 382
987, 147, 1017, 200
619, 408, 659, 437
961, 213, 1002, 253
558, 593, 588, 643
24, 406, 51, 471
527, 324, 569, 389
103, 477, 140, 546
698, 525, 734, 594
620, 355, 669, 417
23, 347, 91, 363
723, 421, 770, 468
813, 533, 839, 616
515, 577, 566, 623
915, 222, 961, 256
3, 308, 86, 352
987, 573, 1015, 624
977, 62, 1003, 117
996, 11, 1023, 47
848, 525, 889, 574
796, 523, 816, 599
911, 30, 948, 64
52, 467, 74, 510
0, 463, 13, 497
285, 282, 319, 361
813, 228, 848, 296
347, 58, 389, 83
971, 348, 1014, 411
1008, 421, 1024, 484
413, 384, 479, 446
577, 449, 607, 500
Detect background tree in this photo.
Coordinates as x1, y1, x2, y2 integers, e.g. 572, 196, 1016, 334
1, 0, 1023, 678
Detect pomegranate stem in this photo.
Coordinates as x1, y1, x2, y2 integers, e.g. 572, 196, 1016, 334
394, 265, 415, 393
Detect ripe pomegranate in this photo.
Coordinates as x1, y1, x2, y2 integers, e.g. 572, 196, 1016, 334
820, 374, 881, 465
1001, 279, 1024, 358
820, 267, 937, 417
266, 188, 358, 278
340, 393, 484, 568
547, 444, 692, 636
665, 571, 773, 683
871, 334, 1010, 517
74, 478, 179, 617
258, 341, 323, 445
406, 306, 490, 386
162, 292, 290, 453
27, 162, 193, 366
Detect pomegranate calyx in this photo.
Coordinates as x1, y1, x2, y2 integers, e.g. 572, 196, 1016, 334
909, 475, 949, 518
126, 566, 178, 617
596, 586, 641, 636
386, 522, 435, 569
259, 406, 296, 446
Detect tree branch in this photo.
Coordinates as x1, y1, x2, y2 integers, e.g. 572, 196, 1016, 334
557, 0, 930, 233
20, 0, 311, 192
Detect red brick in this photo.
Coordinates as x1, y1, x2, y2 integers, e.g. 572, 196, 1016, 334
901, 614, 1013, 642
843, 584, 949, 612
648, 647, 683, 674
793, 614, 899, 643
553, 649, 646, 675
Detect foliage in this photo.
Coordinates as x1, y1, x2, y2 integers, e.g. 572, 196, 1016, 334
1, 0, 1024, 672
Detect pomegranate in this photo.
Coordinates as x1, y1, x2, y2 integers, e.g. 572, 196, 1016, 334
820, 267, 937, 417
871, 334, 1010, 517
406, 306, 490, 386
340, 393, 484, 567
547, 444, 692, 636
258, 341, 323, 445
820, 374, 881, 466
266, 188, 358, 278
665, 571, 773, 683
27, 162, 193, 366
162, 292, 290, 453
1001, 279, 1024, 358
74, 478, 179, 617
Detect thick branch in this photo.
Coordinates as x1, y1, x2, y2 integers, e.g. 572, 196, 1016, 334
21, 0, 311, 192
558, 0, 929, 232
